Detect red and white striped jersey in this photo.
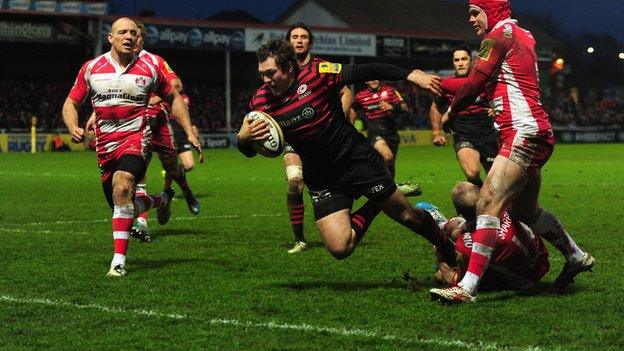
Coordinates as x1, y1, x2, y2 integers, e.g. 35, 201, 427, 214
473, 19, 551, 139
68, 52, 173, 157
455, 210, 550, 289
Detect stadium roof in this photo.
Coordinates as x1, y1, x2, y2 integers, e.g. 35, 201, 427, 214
276, 0, 562, 50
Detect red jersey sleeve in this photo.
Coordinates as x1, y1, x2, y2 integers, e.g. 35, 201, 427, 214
68, 61, 91, 103
318, 62, 344, 88
152, 66, 174, 99
472, 29, 513, 78
157, 56, 178, 83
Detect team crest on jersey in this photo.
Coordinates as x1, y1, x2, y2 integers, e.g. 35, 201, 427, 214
319, 62, 342, 74
381, 91, 388, 97
297, 84, 308, 95
135, 76, 147, 88
477, 39, 495, 62
503, 24, 513, 38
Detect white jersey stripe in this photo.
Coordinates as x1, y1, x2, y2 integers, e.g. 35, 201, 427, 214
502, 60, 539, 133
98, 117, 144, 133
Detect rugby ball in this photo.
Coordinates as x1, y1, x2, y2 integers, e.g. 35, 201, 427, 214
245, 110, 285, 158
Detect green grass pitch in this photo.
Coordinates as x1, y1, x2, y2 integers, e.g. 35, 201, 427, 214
0, 144, 622, 350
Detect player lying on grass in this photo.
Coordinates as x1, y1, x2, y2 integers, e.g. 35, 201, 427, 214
429, 182, 551, 300
237, 38, 457, 267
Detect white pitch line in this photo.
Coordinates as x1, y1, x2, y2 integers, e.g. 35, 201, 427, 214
8, 213, 281, 227
0, 293, 553, 351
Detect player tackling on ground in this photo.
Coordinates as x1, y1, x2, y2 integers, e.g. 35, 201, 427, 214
62, 17, 202, 276
237, 39, 457, 268
429, 46, 497, 187
431, 182, 550, 294
430, 0, 594, 303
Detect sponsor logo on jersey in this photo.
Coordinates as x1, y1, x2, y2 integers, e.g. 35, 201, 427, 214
318, 62, 342, 74
477, 39, 495, 62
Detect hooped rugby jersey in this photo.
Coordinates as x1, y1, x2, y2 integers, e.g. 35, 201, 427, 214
249, 61, 360, 168
68, 52, 173, 157
353, 84, 403, 134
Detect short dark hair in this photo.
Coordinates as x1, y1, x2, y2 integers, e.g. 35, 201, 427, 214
256, 38, 299, 75
285, 22, 314, 46
452, 45, 473, 59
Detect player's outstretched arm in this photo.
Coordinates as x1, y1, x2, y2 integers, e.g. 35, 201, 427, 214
448, 68, 490, 118
340, 63, 442, 97
407, 70, 443, 96
62, 97, 85, 143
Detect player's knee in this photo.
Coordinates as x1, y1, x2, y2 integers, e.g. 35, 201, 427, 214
327, 245, 352, 260
286, 165, 304, 193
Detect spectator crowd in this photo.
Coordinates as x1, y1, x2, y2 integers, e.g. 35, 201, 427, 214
1, 79, 622, 133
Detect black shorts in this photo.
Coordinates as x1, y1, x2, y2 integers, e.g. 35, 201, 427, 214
283, 143, 297, 155
101, 154, 147, 210
453, 130, 499, 167
368, 131, 400, 156
173, 129, 192, 154
306, 141, 396, 220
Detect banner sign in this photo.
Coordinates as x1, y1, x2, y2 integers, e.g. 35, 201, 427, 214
410, 38, 463, 58
244, 27, 375, 57
58, 0, 80, 13
198, 133, 237, 149
8, 0, 30, 10
103, 22, 245, 51
0, 19, 81, 43
554, 128, 624, 143
33, 0, 55, 12
377, 35, 408, 58
244, 28, 287, 52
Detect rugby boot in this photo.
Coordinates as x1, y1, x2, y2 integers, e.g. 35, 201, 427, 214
397, 181, 422, 197
429, 286, 476, 303
106, 264, 127, 277
183, 189, 201, 215
553, 252, 595, 290
287, 241, 308, 254
157, 188, 175, 225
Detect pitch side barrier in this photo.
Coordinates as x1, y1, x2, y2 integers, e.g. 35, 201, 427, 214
2, 128, 622, 153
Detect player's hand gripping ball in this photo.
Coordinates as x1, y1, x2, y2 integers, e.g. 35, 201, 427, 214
246, 110, 285, 158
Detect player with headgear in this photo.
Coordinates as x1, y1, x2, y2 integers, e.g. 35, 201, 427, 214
430, 0, 594, 303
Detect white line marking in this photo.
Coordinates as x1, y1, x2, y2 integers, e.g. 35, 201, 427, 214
0, 293, 552, 351
6, 213, 281, 227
